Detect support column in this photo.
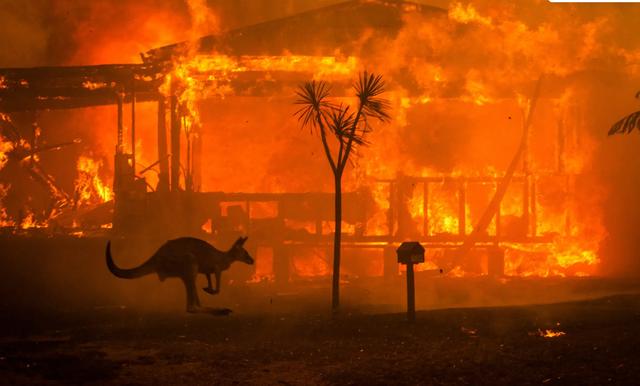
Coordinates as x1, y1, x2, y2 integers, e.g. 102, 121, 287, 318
157, 96, 169, 192
116, 91, 124, 152
131, 81, 136, 175
170, 94, 181, 192
192, 129, 202, 192
114, 91, 124, 195
406, 262, 415, 322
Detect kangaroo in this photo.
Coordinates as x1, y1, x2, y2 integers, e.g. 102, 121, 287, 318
106, 236, 254, 313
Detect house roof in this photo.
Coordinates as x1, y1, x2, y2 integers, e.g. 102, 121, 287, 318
0, 0, 445, 112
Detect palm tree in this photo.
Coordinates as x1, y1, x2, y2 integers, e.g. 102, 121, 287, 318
609, 91, 640, 135
295, 72, 390, 312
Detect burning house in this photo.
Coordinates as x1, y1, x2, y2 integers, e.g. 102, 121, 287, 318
0, 0, 637, 284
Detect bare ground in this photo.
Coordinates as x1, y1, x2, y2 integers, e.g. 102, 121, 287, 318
1, 293, 639, 385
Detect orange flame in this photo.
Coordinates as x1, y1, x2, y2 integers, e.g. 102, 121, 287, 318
74, 155, 113, 206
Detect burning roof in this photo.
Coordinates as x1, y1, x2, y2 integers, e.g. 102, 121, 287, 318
143, 0, 445, 61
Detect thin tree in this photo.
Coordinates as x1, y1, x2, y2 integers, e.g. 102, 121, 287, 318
295, 72, 390, 312
609, 91, 640, 135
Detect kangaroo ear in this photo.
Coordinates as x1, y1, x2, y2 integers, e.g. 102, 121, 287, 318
240, 236, 248, 245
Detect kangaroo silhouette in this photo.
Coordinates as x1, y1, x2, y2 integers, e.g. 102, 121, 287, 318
106, 236, 254, 313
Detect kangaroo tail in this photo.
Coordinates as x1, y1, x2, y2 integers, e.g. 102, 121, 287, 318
106, 241, 155, 279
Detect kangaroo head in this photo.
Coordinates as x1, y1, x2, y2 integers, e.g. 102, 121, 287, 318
230, 236, 254, 265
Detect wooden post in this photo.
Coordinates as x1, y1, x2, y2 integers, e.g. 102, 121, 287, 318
192, 127, 202, 192
131, 80, 136, 175
116, 91, 124, 152
406, 262, 415, 322
170, 94, 181, 192
157, 96, 169, 192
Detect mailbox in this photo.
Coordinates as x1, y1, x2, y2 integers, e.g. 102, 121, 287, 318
396, 241, 425, 264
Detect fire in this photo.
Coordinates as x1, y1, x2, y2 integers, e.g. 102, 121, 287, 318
0, 137, 13, 170
74, 155, 113, 206
0, 0, 631, 280
20, 212, 46, 229
0, 184, 11, 227
537, 329, 566, 338
160, 54, 358, 130
448, 2, 492, 26
82, 80, 108, 90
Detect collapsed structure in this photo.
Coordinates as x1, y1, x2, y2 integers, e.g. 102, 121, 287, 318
0, 0, 610, 282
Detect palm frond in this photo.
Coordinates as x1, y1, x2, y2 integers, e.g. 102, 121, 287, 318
326, 104, 370, 147
294, 80, 332, 130
354, 72, 391, 122
609, 110, 640, 136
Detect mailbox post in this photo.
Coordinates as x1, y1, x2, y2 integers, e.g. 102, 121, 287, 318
397, 242, 425, 322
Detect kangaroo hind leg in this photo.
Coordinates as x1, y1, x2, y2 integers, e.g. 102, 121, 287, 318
183, 258, 201, 313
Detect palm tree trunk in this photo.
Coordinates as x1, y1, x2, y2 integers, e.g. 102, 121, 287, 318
332, 173, 342, 312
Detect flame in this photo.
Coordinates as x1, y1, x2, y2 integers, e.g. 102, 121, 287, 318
448, 2, 492, 26
74, 155, 113, 206
0, 137, 13, 170
0, 184, 12, 227
20, 212, 46, 229
537, 329, 566, 338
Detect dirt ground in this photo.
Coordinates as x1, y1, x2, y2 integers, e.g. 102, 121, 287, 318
1, 292, 639, 385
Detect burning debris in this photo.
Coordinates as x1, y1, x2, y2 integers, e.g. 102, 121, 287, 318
534, 329, 567, 339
